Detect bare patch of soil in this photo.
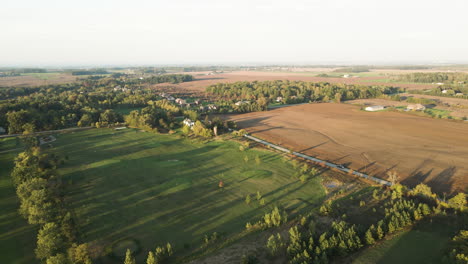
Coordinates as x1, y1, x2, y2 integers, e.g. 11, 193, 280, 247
225, 103, 468, 194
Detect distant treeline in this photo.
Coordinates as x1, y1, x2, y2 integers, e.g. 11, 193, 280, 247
392, 72, 468, 83
11, 68, 48, 74
333, 66, 370, 73
0, 68, 47, 77
70, 69, 109, 75
143, 74, 193, 84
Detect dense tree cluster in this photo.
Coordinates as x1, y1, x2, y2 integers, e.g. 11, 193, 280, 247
70, 69, 108, 75
125, 102, 179, 132
206, 80, 401, 112
142, 74, 193, 84
11, 144, 92, 264
333, 67, 370, 73
266, 182, 466, 264
0, 74, 196, 133
442, 230, 468, 264
393, 72, 468, 84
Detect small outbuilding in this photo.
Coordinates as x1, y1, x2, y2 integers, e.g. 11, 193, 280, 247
235, 101, 249, 106
406, 104, 426, 111
0, 127, 6, 134
183, 118, 195, 127
365, 105, 385, 112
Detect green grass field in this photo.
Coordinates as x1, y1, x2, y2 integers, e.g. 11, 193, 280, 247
49, 128, 326, 262
22, 72, 61, 80
351, 217, 455, 264
0, 138, 37, 264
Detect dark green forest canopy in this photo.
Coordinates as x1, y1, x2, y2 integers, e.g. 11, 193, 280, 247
206, 80, 402, 102
392, 72, 468, 83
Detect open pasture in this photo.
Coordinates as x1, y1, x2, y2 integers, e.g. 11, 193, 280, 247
52, 128, 326, 262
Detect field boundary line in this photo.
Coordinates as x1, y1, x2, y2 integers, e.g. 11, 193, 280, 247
242, 133, 392, 187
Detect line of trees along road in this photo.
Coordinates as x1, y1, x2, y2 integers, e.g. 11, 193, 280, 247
11, 138, 93, 264
206, 80, 403, 112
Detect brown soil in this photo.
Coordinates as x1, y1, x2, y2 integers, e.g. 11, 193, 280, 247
225, 103, 468, 194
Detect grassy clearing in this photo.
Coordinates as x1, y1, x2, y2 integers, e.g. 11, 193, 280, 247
0, 138, 37, 264
351, 217, 455, 264
423, 108, 453, 118
22, 72, 61, 80
51, 128, 326, 262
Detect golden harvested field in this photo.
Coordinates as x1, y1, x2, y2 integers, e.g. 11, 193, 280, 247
226, 103, 468, 194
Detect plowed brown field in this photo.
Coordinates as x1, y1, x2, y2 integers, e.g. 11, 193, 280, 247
225, 103, 468, 194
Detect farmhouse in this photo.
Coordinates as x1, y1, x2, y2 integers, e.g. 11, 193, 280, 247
0, 126, 6, 134
208, 104, 218, 110
406, 104, 426, 111
442, 89, 448, 94
113, 85, 129, 92
276, 96, 283, 102
365, 105, 385, 111
175, 98, 187, 105
183, 118, 195, 127
235, 101, 249, 106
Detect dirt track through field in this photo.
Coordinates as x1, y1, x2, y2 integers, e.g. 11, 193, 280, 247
225, 103, 468, 194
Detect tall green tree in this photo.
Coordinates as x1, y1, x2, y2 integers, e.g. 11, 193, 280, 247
35, 222, 64, 260
124, 249, 136, 264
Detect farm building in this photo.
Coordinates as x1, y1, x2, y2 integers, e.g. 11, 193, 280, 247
235, 101, 249, 106
456, 93, 464, 96
365, 105, 385, 111
183, 118, 195, 127
175, 98, 187, 105
0, 127, 5, 134
276, 96, 283, 102
406, 104, 426, 111
208, 104, 218, 110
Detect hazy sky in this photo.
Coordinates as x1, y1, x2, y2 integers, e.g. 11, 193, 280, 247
2, 0, 468, 66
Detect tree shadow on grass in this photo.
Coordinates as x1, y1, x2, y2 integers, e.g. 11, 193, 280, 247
368, 215, 458, 264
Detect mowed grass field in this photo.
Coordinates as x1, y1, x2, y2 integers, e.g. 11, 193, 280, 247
52, 128, 326, 262
0, 138, 37, 264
